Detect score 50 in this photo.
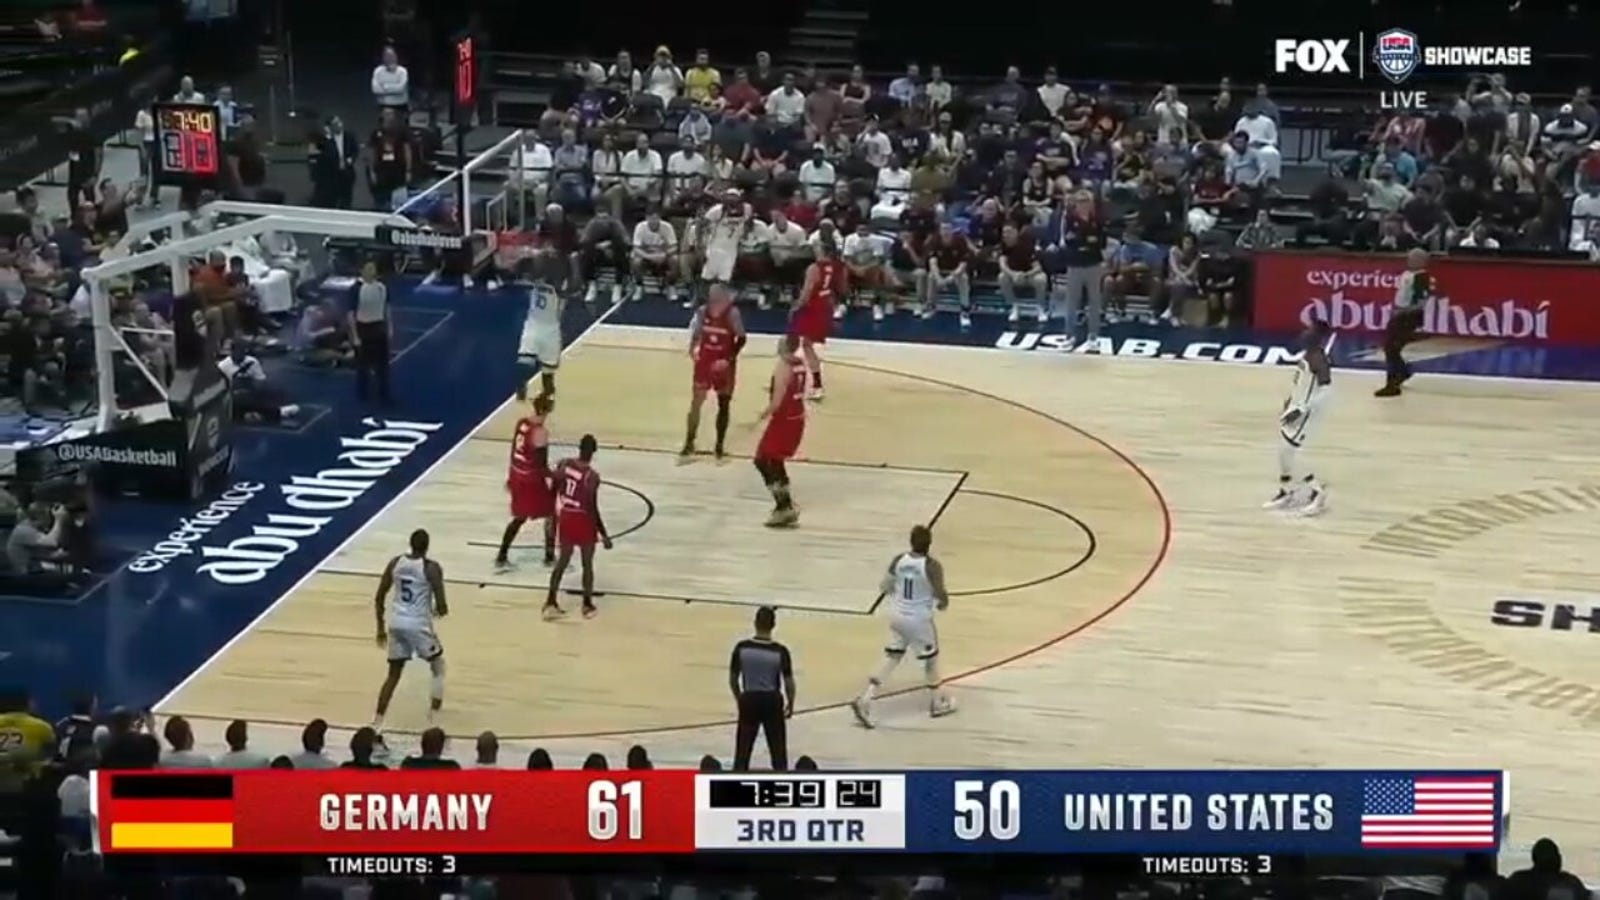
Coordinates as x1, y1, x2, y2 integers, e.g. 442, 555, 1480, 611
953, 780, 1023, 841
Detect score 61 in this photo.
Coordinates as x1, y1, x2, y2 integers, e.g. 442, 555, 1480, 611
952, 779, 1021, 841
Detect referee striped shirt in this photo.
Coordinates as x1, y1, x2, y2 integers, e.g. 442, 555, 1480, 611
730, 637, 793, 694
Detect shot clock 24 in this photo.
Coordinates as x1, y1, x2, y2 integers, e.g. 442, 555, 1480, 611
153, 102, 223, 186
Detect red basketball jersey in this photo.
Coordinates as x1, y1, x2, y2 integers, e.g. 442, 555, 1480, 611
772, 361, 808, 421
554, 459, 600, 519
806, 259, 844, 306
508, 417, 548, 483
694, 303, 738, 365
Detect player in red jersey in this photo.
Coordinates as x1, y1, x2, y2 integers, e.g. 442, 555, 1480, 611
752, 334, 808, 528
494, 393, 556, 573
787, 236, 845, 401
680, 282, 747, 463
545, 434, 612, 619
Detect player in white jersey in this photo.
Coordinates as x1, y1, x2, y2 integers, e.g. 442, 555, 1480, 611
1264, 318, 1333, 516
372, 528, 449, 731
851, 524, 955, 728
700, 190, 753, 287
515, 255, 565, 402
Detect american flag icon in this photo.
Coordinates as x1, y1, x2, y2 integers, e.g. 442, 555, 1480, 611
1361, 776, 1499, 848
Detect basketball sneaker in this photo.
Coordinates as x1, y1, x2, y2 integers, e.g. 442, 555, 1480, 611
930, 694, 957, 718
493, 557, 515, 574
1297, 487, 1328, 517
765, 508, 800, 529
807, 386, 825, 401
959, 311, 972, 329
1262, 487, 1297, 510
541, 603, 566, 621
850, 697, 875, 729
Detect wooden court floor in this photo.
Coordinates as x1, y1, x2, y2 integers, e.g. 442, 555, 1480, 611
160, 326, 1600, 875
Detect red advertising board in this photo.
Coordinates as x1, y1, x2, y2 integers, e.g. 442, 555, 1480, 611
1251, 251, 1600, 345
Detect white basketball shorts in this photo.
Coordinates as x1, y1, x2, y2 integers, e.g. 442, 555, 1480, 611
886, 613, 939, 660
1280, 397, 1326, 448
701, 245, 737, 282
387, 624, 443, 663
519, 326, 563, 372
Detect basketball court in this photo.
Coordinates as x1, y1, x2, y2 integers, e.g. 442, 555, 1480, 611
154, 324, 1600, 873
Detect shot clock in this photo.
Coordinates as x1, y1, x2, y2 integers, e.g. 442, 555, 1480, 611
152, 102, 224, 186
694, 774, 906, 849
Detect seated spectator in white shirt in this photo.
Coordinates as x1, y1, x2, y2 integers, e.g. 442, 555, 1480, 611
1232, 109, 1282, 181
513, 135, 554, 211
765, 74, 807, 128
871, 155, 913, 221
213, 719, 271, 769
797, 146, 836, 204
371, 46, 410, 112
665, 137, 709, 210
629, 208, 678, 301
766, 207, 813, 300
620, 132, 665, 206
221, 341, 299, 424
160, 716, 213, 768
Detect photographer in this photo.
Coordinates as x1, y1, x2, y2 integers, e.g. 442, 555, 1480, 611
219, 341, 300, 425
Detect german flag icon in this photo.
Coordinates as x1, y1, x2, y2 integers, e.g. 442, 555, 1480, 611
105, 773, 235, 850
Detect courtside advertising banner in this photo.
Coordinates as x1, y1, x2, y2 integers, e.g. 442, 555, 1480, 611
1251, 251, 1600, 344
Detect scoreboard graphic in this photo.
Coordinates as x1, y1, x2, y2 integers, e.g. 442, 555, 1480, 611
91, 770, 1507, 876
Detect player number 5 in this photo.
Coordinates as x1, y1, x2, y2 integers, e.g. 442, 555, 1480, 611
588, 779, 643, 841
953, 779, 1020, 841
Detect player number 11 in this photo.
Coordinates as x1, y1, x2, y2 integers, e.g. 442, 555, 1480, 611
588, 779, 643, 841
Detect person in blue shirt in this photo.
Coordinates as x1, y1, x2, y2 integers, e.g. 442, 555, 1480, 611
1377, 136, 1419, 186
1105, 225, 1164, 320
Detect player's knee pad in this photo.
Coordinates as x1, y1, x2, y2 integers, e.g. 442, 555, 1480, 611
716, 394, 731, 415
428, 655, 446, 677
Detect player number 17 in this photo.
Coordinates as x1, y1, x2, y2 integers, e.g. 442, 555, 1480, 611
588, 780, 643, 841
953, 779, 1020, 841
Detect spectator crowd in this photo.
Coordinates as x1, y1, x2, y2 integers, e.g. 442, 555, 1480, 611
480, 49, 1600, 348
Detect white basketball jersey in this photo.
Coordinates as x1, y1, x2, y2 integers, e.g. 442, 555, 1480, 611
519, 283, 561, 353
387, 555, 435, 630
1287, 339, 1333, 410
706, 204, 746, 250
890, 553, 937, 619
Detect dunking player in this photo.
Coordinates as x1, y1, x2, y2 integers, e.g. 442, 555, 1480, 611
788, 236, 845, 400
494, 393, 556, 572
752, 335, 808, 528
545, 434, 612, 620
852, 524, 956, 728
1264, 318, 1333, 516
372, 528, 449, 730
680, 283, 747, 463
515, 255, 565, 402
1375, 248, 1430, 397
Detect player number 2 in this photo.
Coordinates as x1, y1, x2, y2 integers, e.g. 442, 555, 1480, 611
588, 779, 643, 841
953, 779, 1020, 841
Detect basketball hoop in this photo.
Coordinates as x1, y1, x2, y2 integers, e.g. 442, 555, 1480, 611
493, 230, 538, 272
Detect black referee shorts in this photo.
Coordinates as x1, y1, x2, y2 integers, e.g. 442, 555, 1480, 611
733, 691, 787, 771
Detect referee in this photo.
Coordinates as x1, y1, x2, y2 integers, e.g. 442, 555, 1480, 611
351, 260, 393, 404
728, 606, 795, 771
1375, 248, 1429, 398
